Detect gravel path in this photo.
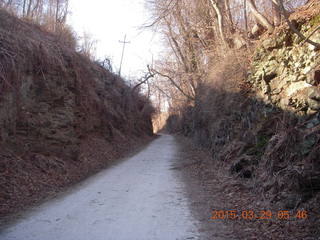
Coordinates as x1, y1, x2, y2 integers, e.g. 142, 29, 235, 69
0, 135, 200, 240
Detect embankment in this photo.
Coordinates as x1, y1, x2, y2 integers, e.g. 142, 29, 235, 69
166, 0, 320, 228
0, 10, 154, 217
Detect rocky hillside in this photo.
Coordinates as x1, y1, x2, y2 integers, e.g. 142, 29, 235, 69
0, 10, 154, 217
249, 6, 320, 115
166, 1, 320, 235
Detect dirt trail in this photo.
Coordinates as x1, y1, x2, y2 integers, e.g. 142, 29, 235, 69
0, 135, 202, 240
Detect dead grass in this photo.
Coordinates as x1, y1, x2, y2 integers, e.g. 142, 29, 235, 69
177, 135, 320, 240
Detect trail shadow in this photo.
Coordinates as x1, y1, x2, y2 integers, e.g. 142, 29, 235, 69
165, 82, 320, 209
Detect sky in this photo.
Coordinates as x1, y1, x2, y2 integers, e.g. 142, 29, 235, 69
68, 0, 162, 79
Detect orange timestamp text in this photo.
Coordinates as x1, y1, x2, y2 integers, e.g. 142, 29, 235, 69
210, 209, 307, 220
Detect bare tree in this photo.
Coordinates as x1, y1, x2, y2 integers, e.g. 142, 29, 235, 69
1, 0, 69, 31
145, 0, 312, 109
247, 0, 274, 32
79, 31, 97, 60
150, 67, 195, 101
209, 0, 229, 48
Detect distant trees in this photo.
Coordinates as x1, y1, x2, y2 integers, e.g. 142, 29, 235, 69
0, 0, 95, 54
0, 0, 69, 31
78, 31, 98, 60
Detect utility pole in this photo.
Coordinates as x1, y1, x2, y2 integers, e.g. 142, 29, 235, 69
118, 34, 130, 77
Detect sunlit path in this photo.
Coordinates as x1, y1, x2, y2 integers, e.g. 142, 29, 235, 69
0, 135, 200, 240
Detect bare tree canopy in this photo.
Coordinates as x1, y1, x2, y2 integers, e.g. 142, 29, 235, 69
145, 0, 310, 105
0, 0, 69, 31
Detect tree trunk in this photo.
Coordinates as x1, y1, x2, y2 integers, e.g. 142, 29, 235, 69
224, 0, 234, 32
209, 0, 229, 48
61, 0, 68, 23
271, 0, 281, 26
247, 0, 274, 32
165, 18, 189, 73
5, 0, 13, 9
23, 0, 27, 17
244, 0, 248, 36
173, 3, 200, 72
55, 0, 60, 31
26, 0, 33, 17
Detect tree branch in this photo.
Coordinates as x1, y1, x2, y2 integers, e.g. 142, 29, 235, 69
247, 0, 274, 32
150, 67, 195, 101
132, 65, 155, 92
300, 25, 320, 47
276, 0, 320, 50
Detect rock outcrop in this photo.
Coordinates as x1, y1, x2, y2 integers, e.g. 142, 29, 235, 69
248, 13, 320, 115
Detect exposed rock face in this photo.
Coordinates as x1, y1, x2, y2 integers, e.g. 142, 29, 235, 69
0, 10, 154, 152
0, 10, 154, 216
248, 16, 320, 115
